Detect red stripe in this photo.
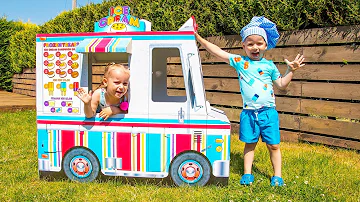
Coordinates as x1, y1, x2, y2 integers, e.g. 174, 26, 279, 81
80, 131, 84, 146
88, 38, 100, 51
61, 130, 75, 157
95, 38, 112, 52
137, 134, 141, 171
176, 134, 191, 154
37, 31, 194, 38
37, 120, 230, 129
116, 132, 131, 171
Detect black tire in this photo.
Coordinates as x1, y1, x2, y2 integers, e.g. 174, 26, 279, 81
170, 152, 211, 186
62, 148, 100, 182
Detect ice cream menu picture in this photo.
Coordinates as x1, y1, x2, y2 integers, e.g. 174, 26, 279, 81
42, 42, 82, 114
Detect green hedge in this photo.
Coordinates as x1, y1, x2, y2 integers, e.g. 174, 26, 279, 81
9, 24, 39, 73
39, 0, 360, 35
0, 17, 26, 91
1, 0, 359, 91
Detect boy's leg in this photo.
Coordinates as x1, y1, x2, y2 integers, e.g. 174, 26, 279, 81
266, 144, 281, 177
239, 110, 260, 185
243, 142, 257, 174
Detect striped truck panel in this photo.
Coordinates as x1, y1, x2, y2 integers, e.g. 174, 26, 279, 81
38, 129, 230, 175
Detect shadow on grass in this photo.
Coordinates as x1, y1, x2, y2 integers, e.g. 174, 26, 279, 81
230, 151, 272, 179
39, 170, 174, 186
39, 170, 229, 187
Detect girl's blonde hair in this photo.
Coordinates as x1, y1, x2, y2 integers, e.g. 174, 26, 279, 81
95, 62, 130, 90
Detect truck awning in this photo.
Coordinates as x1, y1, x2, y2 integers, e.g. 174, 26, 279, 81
75, 38, 132, 53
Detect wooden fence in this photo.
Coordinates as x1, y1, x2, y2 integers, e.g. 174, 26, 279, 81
12, 25, 360, 150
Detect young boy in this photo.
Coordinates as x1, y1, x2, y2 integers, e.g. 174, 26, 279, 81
195, 16, 305, 186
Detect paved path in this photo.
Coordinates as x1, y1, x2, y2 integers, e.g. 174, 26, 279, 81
0, 91, 36, 112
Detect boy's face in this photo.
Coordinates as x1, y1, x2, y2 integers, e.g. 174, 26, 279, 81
242, 35, 267, 61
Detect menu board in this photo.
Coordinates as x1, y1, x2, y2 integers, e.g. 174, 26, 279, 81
42, 42, 82, 114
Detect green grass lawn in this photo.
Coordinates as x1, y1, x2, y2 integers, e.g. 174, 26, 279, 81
0, 110, 359, 201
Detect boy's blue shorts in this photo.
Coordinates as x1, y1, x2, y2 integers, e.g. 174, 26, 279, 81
239, 107, 280, 145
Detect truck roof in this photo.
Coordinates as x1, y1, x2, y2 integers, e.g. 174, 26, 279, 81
36, 31, 194, 38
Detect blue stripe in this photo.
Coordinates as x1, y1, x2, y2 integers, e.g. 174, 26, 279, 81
87, 131, 103, 168
115, 38, 131, 52
107, 133, 111, 158
146, 133, 161, 172
166, 134, 171, 172
109, 38, 119, 52
52, 130, 57, 167
205, 135, 222, 164
36, 35, 194, 42
36, 115, 228, 125
227, 135, 231, 160
37, 129, 48, 159
75, 38, 93, 52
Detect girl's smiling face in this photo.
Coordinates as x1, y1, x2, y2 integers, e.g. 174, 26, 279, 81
242, 35, 268, 61
104, 68, 130, 99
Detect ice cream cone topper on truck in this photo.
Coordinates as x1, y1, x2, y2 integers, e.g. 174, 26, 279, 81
36, 6, 230, 186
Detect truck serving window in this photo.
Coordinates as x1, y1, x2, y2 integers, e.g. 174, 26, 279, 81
151, 47, 187, 103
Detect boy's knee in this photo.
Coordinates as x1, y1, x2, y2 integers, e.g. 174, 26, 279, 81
267, 144, 280, 151
245, 142, 257, 149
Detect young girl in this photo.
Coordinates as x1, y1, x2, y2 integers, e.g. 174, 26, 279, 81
76, 63, 130, 120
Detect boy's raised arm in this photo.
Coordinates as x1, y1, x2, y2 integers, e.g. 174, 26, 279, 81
195, 32, 230, 64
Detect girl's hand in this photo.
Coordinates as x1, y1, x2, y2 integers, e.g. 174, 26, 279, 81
99, 107, 112, 120
76, 88, 93, 104
284, 54, 305, 71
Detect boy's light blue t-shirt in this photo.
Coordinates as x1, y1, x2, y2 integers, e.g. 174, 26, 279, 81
229, 54, 281, 109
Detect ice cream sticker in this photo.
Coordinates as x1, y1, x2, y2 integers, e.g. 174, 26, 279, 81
95, 6, 149, 32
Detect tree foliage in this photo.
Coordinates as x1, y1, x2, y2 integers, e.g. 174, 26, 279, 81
9, 24, 39, 73
1, 0, 359, 90
0, 17, 25, 90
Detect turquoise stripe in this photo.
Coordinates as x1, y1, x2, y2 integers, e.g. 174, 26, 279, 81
166, 134, 171, 172
227, 134, 231, 160
37, 129, 48, 159
107, 133, 112, 158
52, 130, 57, 167
36, 35, 194, 42
205, 135, 222, 164
115, 38, 131, 52
146, 133, 161, 172
108, 38, 120, 52
87, 131, 103, 168
37, 115, 227, 125
75, 38, 94, 52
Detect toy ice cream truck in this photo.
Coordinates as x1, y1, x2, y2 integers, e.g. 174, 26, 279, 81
36, 6, 230, 186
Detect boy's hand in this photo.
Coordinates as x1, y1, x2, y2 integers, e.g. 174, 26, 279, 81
99, 107, 112, 120
76, 88, 92, 104
284, 54, 305, 71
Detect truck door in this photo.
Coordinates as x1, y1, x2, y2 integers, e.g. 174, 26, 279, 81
146, 46, 191, 173
149, 46, 190, 129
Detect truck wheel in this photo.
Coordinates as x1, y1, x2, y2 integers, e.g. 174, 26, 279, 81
63, 148, 99, 182
170, 152, 211, 186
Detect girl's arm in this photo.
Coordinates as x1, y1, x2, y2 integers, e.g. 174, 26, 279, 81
77, 88, 100, 118
98, 93, 129, 120
84, 89, 101, 118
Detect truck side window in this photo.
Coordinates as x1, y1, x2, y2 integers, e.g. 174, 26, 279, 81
152, 48, 187, 102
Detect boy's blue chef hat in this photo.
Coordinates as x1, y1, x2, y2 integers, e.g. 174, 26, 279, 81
240, 16, 279, 50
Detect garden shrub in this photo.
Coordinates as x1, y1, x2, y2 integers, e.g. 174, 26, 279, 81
9, 24, 39, 73
0, 17, 25, 91
2, 0, 359, 90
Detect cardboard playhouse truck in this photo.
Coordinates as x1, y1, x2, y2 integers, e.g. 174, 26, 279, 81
36, 6, 231, 186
